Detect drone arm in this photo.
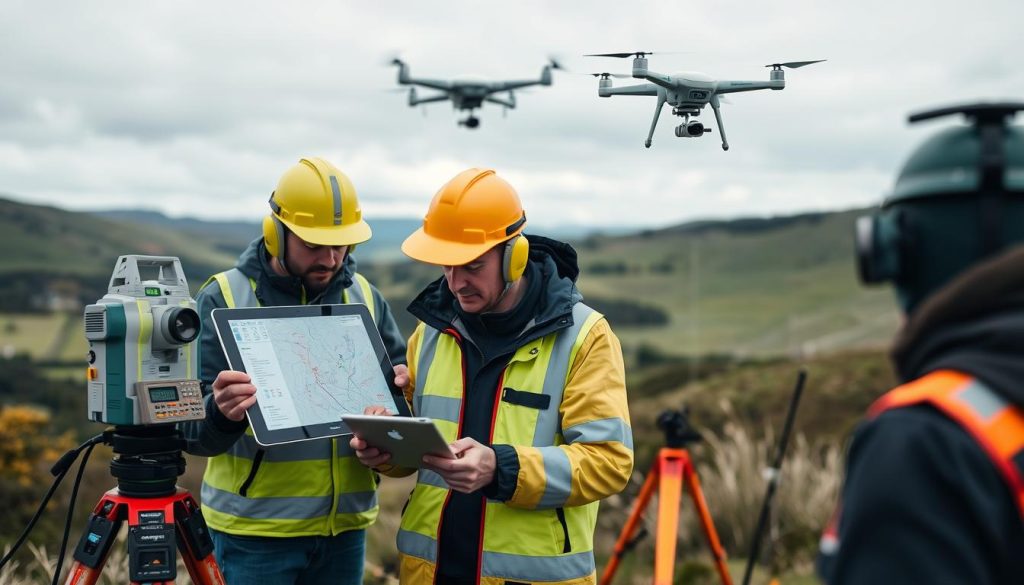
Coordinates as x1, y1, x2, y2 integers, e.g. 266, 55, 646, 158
409, 92, 451, 106
400, 77, 453, 91
715, 79, 783, 94
490, 79, 546, 92
600, 83, 659, 97
637, 70, 678, 91
485, 94, 516, 109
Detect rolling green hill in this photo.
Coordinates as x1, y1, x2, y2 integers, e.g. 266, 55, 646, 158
0, 197, 239, 310
571, 208, 899, 358
3, 195, 899, 358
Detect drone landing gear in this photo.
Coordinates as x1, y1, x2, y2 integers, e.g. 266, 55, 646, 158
709, 95, 730, 151
645, 93, 667, 148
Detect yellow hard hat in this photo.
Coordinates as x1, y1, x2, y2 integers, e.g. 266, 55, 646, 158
262, 157, 371, 258
402, 168, 527, 269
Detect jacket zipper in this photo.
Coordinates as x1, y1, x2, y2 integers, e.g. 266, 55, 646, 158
555, 507, 572, 553
239, 449, 265, 497
433, 328, 468, 585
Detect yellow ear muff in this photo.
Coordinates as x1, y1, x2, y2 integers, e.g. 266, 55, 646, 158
502, 235, 529, 284
262, 214, 287, 261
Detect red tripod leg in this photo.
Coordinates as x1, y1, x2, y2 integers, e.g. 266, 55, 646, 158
173, 492, 225, 585
683, 456, 733, 585
599, 459, 661, 585
654, 448, 686, 585
64, 491, 123, 585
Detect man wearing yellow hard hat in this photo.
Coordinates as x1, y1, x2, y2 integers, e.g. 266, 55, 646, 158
181, 157, 408, 585
353, 168, 634, 585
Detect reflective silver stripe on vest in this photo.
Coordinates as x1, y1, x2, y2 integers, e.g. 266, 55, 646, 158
201, 484, 378, 519
337, 490, 378, 514
563, 417, 634, 450
532, 303, 597, 447
538, 445, 573, 508
398, 528, 437, 562
420, 396, 461, 424
955, 381, 1007, 419
413, 325, 442, 415
220, 268, 258, 308
416, 469, 450, 489
482, 548, 595, 582
202, 484, 328, 518
398, 528, 594, 581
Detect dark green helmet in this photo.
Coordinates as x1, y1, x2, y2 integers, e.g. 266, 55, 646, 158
855, 102, 1024, 313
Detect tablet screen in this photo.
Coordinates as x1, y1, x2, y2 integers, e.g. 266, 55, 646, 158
212, 304, 411, 445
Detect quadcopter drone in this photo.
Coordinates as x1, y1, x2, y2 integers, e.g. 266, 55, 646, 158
587, 52, 825, 150
390, 58, 562, 128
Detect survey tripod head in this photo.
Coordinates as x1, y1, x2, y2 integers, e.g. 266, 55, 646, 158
656, 406, 703, 448
104, 425, 188, 497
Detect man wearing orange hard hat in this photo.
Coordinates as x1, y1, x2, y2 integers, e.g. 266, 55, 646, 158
352, 168, 634, 585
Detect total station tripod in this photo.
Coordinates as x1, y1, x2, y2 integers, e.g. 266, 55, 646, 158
63, 426, 224, 585
601, 407, 733, 585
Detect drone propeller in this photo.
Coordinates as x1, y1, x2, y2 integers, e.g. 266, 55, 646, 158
548, 56, 565, 70
765, 59, 826, 69
585, 51, 655, 58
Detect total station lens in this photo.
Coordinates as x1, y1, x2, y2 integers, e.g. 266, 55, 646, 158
167, 307, 200, 343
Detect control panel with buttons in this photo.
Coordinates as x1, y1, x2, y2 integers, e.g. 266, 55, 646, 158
135, 380, 205, 424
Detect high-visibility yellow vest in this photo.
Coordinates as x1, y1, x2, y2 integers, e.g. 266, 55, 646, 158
398, 303, 606, 585
198, 268, 380, 537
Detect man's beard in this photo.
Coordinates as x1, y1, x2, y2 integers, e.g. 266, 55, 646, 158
290, 260, 340, 295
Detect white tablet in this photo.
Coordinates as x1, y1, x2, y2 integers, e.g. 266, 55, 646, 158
341, 414, 456, 468
212, 304, 412, 446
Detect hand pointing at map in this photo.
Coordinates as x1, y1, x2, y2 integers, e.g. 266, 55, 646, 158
212, 369, 258, 422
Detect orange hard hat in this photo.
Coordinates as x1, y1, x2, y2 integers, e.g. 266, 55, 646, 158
402, 168, 526, 266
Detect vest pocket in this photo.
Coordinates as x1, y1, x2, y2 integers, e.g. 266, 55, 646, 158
555, 507, 572, 553
238, 449, 265, 497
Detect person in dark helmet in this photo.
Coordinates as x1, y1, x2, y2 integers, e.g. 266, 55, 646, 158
818, 103, 1024, 584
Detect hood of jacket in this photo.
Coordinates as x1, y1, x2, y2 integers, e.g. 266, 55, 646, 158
234, 237, 358, 305
407, 234, 583, 340
892, 245, 1024, 407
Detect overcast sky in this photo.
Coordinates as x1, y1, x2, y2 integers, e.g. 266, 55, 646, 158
1, 0, 1021, 229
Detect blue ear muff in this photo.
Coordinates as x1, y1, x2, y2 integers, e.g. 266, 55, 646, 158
502, 235, 529, 284
855, 210, 903, 284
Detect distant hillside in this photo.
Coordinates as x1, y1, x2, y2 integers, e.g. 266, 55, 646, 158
4, 196, 899, 357
572, 208, 900, 357
1, 197, 239, 309
91, 209, 423, 262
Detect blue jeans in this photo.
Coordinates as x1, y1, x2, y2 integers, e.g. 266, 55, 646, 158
209, 528, 365, 585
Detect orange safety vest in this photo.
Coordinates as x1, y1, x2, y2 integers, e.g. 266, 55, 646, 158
821, 370, 1024, 555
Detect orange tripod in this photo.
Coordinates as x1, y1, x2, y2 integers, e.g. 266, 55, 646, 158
601, 409, 733, 585
62, 427, 225, 585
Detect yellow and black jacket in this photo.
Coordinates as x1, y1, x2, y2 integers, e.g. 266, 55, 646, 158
393, 235, 632, 585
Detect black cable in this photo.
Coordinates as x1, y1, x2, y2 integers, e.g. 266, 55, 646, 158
52, 441, 97, 585
0, 467, 69, 570
0, 434, 103, 572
